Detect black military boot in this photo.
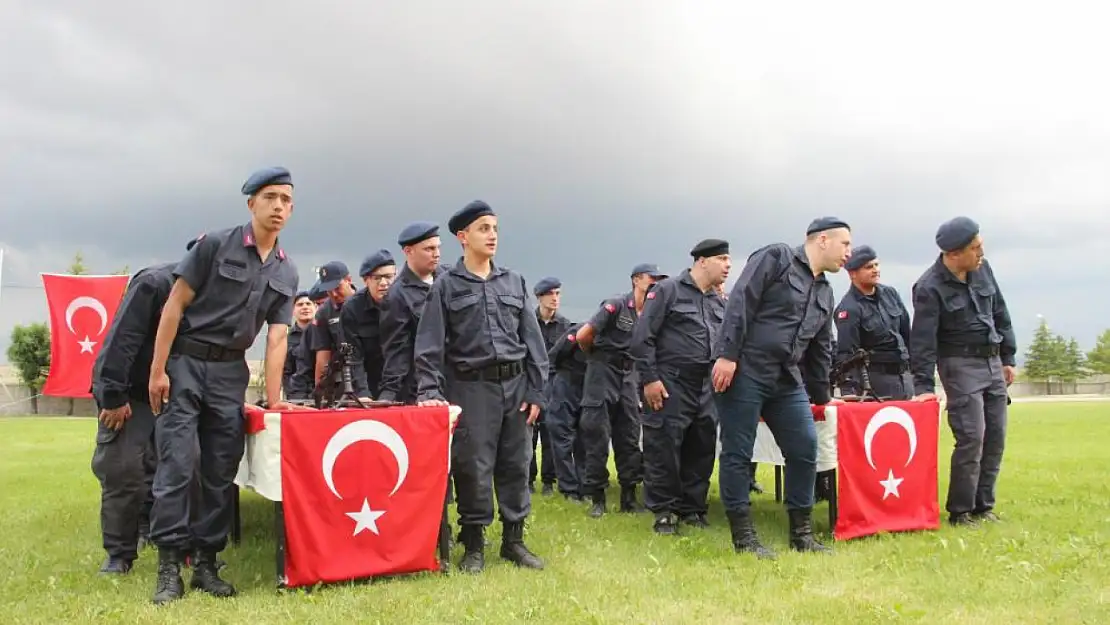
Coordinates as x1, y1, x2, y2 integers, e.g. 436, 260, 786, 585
541, 483, 555, 496
458, 525, 485, 573
151, 548, 185, 605
189, 551, 237, 597
949, 512, 979, 527
787, 508, 832, 553
680, 512, 710, 529
500, 521, 544, 569
99, 557, 133, 575
588, 492, 606, 518
726, 508, 776, 560
653, 512, 679, 535
619, 485, 645, 513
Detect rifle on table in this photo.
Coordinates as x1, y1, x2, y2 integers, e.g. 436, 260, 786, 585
830, 348, 886, 403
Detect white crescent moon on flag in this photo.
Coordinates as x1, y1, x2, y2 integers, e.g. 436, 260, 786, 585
321, 419, 410, 499
863, 406, 918, 470
65, 296, 109, 336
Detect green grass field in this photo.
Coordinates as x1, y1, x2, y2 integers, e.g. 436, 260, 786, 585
2, 402, 1109, 624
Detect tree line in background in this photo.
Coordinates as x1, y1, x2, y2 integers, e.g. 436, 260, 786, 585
5, 255, 1110, 410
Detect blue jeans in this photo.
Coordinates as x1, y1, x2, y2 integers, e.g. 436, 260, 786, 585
715, 371, 817, 512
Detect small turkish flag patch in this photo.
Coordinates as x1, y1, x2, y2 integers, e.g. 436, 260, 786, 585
646, 291, 656, 300
567, 334, 576, 342
604, 303, 616, 313
837, 310, 848, 319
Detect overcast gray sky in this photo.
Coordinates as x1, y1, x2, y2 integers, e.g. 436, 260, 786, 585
1, 1, 1107, 364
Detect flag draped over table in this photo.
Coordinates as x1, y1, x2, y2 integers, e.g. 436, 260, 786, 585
280, 405, 453, 588
834, 400, 941, 541
41, 273, 131, 398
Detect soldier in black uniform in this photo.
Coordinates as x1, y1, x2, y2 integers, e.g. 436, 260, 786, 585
546, 323, 589, 501
146, 166, 300, 603
575, 262, 665, 518
307, 261, 371, 403
415, 200, 548, 573
711, 217, 851, 559
631, 239, 729, 534
909, 217, 1016, 526
379, 221, 444, 404
91, 245, 189, 574
833, 245, 913, 399
530, 276, 569, 496
341, 250, 396, 397
282, 290, 316, 401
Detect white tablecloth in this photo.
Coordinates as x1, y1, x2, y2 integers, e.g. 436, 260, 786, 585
234, 406, 462, 502
750, 405, 838, 473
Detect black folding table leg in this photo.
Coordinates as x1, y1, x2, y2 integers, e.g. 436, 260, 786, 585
438, 485, 451, 573
274, 502, 286, 588
774, 465, 783, 503
828, 470, 839, 534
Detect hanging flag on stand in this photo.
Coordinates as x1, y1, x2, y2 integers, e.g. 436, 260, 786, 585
41, 273, 131, 398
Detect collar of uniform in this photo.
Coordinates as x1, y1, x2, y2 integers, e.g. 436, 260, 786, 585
791, 244, 820, 277
451, 257, 506, 280
240, 222, 286, 261
933, 254, 976, 285
623, 290, 636, 309
677, 268, 699, 290
849, 283, 877, 300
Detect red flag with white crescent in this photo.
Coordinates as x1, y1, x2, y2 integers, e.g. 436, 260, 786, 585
280, 406, 453, 587
834, 400, 941, 540
41, 273, 130, 398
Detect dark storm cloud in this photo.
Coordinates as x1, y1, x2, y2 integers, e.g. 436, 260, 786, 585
1, 1, 1108, 361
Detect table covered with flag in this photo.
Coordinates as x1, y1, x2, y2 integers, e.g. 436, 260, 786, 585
751, 400, 941, 540
235, 404, 460, 588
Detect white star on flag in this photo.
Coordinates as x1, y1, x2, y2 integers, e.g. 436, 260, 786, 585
879, 469, 904, 500
78, 335, 96, 354
346, 498, 386, 536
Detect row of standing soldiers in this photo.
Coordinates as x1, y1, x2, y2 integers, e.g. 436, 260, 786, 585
88, 166, 1016, 603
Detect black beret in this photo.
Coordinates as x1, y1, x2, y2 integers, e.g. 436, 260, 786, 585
533, 276, 561, 296
844, 245, 877, 271
935, 216, 980, 252
448, 200, 496, 234
294, 290, 312, 301
358, 249, 396, 277
398, 221, 440, 247
241, 166, 293, 195
806, 217, 851, 236
691, 238, 730, 259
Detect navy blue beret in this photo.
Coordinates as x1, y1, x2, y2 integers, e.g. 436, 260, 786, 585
935, 216, 980, 252
448, 200, 496, 234
631, 263, 667, 279
398, 221, 440, 247
691, 238, 730, 259
806, 217, 851, 236
317, 261, 349, 291
534, 276, 562, 296
844, 245, 878, 271
359, 249, 396, 277
241, 166, 293, 196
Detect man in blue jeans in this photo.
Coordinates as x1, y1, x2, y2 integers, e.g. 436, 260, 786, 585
711, 217, 851, 560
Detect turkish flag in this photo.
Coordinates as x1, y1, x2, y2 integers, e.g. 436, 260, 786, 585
834, 400, 941, 541
41, 273, 131, 398
280, 406, 452, 587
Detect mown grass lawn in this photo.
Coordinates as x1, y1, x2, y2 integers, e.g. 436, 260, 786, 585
1, 402, 1108, 624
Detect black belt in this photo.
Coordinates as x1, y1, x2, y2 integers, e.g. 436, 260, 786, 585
592, 351, 634, 371
454, 360, 523, 382
868, 361, 909, 375
938, 343, 1000, 359
173, 337, 246, 362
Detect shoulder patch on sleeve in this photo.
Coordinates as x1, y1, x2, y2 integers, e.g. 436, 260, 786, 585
646, 291, 656, 300
567, 333, 576, 342
604, 303, 616, 313
837, 310, 848, 319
